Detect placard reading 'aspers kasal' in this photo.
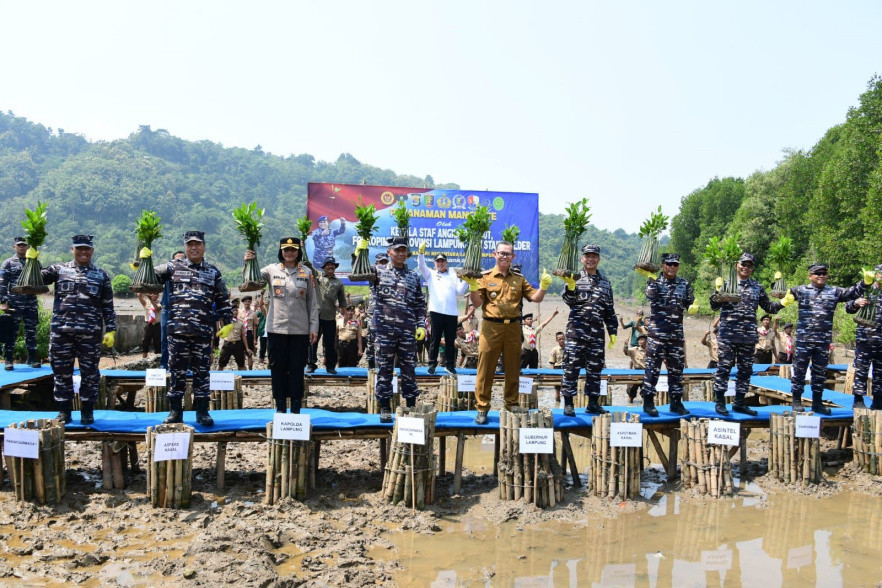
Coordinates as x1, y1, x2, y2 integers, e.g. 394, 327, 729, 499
152, 432, 190, 462
795, 415, 821, 438
3, 427, 40, 459
210, 371, 235, 391
272, 414, 311, 441
145, 368, 167, 387
518, 377, 534, 394
707, 421, 741, 447
610, 422, 643, 447
396, 417, 425, 445
519, 428, 554, 454
457, 374, 476, 392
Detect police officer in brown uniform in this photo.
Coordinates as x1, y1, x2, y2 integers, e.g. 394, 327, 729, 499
464, 241, 552, 424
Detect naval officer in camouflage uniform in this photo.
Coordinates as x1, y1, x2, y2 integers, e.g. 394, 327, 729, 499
559, 244, 618, 416
363, 252, 388, 369
0, 236, 41, 369
41, 235, 116, 425
641, 253, 698, 417
360, 236, 426, 423
845, 264, 882, 409
710, 253, 783, 416
156, 231, 233, 425
311, 215, 346, 269
784, 262, 869, 413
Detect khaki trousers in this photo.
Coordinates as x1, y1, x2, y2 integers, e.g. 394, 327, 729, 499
475, 321, 522, 411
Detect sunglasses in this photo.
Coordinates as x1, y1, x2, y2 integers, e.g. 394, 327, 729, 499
663, 262, 679, 267
812, 271, 828, 276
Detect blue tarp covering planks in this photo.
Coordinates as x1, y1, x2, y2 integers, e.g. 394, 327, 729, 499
0, 365, 53, 388
750, 375, 856, 408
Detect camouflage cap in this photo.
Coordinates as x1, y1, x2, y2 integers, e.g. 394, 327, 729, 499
581, 244, 600, 255
184, 231, 205, 243
72, 234, 94, 248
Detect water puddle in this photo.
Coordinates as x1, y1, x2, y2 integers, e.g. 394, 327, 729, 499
381, 491, 882, 586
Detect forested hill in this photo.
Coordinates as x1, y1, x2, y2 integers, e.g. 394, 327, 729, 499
670, 75, 882, 290
0, 113, 645, 296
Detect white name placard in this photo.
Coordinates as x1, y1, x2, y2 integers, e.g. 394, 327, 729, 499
610, 422, 643, 447
272, 414, 311, 441
210, 371, 236, 391
599, 380, 609, 397
656, 376, 668, 392
519, 428, 554, 454
145, 368, 167, 387
457, 374, 476, 392
725, 380, 736, 397
73, 375, 81, 395
707, 421, 741, 446
3, 427, 40, 459
701, 549, 733, 571
397, 417, 425, 444
518, 377, 534, 394
795, 415, 821, 438
392, 376, 398, 395
152, 432, 190, 461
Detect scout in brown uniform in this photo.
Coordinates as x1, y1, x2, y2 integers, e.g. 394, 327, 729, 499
336, 304, 363, 367
464, 241, 552, 424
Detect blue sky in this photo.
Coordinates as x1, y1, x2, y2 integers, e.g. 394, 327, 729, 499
3, 1, 880, 232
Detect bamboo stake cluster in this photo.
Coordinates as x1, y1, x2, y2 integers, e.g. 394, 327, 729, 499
366, 369, 399, 413
381, 404, 437, 509
210, 376, 244, 410
264, 422, 314, 504
853, 407, 882, 475
435, 375, 475, 411
519, 383, 538, 410
146, 381, 192, 412
4, 419, 65, 505
588, 412, 643, 499
101, 440, 134, 489
779, 364, 792, 379
497, 408, 564, 508
572, 380, 614, 408
703, 380, 714, 402
679, 419, 735, 497
768, 412, 821, 484
146, 424, 194, 508
844, 365, 855, 395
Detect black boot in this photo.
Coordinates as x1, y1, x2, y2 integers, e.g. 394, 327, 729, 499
563, 396, 575, 417
732, 394, 758, 417
405, 396, 416, 408
791, 393, 805, 413
474, 411, 488, 425
811, 392, 831, 416
715, 392, 729, 416
586, 396, 609, 415
643, 395, 659, 417
27, 352, 40, 369
427, 365, 436, 375
290, 397, 302, 415
164, 397, 184, 424
195, 397, 214, 426
4, 354, 13, 371
669, 395, 690, 416
853, 394, 865, 409
56, 400, 72, 424
80, 401, 95, 425
871, 394, 882, 411
379, 398, 393, 424
274, 396, 287, 413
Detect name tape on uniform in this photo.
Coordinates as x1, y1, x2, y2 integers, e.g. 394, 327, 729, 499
145, 368, 167, 387
519, 428, 553, 454
795, 415, 821, 438
3, 427, 40, 459
397, 417, 425, 445
725, 380, 736, 397
210, 371, 236, 391
73, 375, 81, 395
272, 414, 311, 441
707, 421, 741, 446
518, 377, 534, 395
153, 432, 190, 462
457, 374, 476, 393
599, 380, 609, 396
701, 549, 733, 571
610, 422, 643, 447
656, 376, 669, 392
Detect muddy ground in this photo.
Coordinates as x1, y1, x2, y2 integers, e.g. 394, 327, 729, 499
0, 296, 870, 586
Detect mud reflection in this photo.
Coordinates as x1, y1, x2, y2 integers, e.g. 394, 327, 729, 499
387, 492, 882, 586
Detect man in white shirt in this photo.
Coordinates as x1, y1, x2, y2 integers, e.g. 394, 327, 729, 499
418, 243, 468, 374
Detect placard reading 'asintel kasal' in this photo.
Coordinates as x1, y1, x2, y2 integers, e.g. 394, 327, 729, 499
397, 417, 425, 445
518, 428, 554, 454
153, 432, 190, 462
3, 427, 40, 459
707, 421, 741, 446
272, 414, 312, 441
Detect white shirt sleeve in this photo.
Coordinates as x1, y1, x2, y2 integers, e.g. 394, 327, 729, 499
417, 252, 431, 281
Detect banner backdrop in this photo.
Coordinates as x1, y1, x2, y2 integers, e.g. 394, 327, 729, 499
306, 183, 540, 285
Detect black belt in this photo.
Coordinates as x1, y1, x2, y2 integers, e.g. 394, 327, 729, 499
484, 317, 521, 324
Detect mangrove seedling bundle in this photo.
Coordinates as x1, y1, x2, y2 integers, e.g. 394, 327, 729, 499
296, 216, 313, 267
12, 202, 49, 295
634, 206, 668, 277
554, 198, 591, 279
392, 199, 411, 256
704, 235, 742, 303
130, 210, 164, 294
766, 236, 794, 299
234, 202, 266, 292
501, 224, 520, 246
854, 289, 878, 328
350, 201, 379, 281
454, 205, 493, 279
